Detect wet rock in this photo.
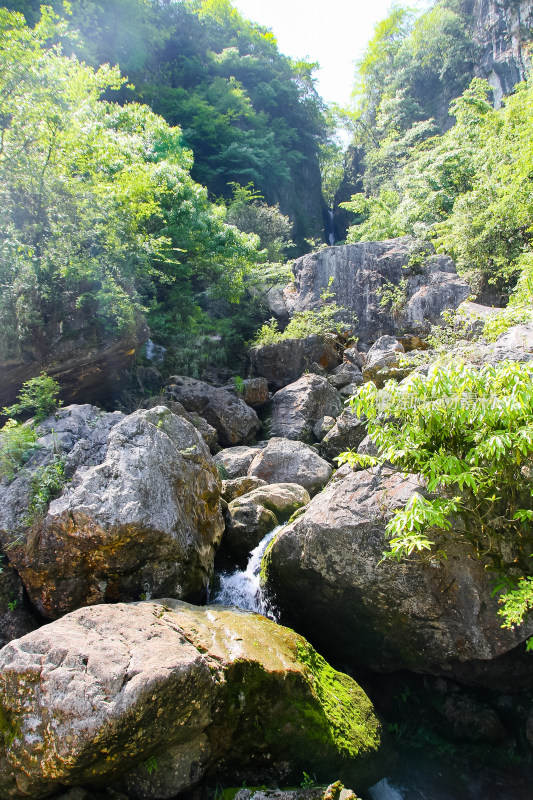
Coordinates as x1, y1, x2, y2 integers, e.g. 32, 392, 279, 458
221, 476, 267, 503
224, 483, 310, 561
320, 409, 367, 463
0, 406, 224, 618
286, 239, 469, 342
164, 376, 261, 446
269, 375, 343, 442
262, 468, 532, 678
235, 783, 361, 800
0, 600, 384, 799
248, 438, 333, 495
214, 445, 263, 479
362, 336, 406, 387
249, 335, 341, 390
441, 695, 506, 744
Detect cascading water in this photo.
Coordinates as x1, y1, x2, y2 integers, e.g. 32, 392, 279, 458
327, 208, 335, 246
212, 526, 282, 618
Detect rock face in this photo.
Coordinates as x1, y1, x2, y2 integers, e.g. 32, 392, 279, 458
0, 406, 224, 618
248, 335, 341, 390
473, 0, 533, 107
0, 316, 147, 409
269, 375, 343, 442
163, 377, 261, 446
0, 600, 384, 799
262, 468, 532, 678
284, 239, 470, 343
223, 483, 310, 561
248, 438, 333, 495
142, 397, 219, 452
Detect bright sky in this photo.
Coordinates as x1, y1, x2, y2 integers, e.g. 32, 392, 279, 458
232, 0, 431, 107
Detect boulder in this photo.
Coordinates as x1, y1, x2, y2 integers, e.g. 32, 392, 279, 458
163, 377, 261, 446
320, 409, 367, 463
214, 445, 263, 479
328, 362, 364, 390
313, 416, 336, 440
224, 483, 310, 561
221, 476, 267, 503
143, 397, 218, 452
0, 601, 384, 799
227, 378, 270, 408
248, 334, 341, 390
269, 375, 343, 442
235, 784, 361, 800
440, 695, 506, 744
343, 346, 366, 369
362, 336, 406, 387
285, 239, 470, 343
248, 438, 333, 496
0, 406, 224, 619
262, 468, 532, 678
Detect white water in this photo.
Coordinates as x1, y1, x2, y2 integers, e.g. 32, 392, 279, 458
212, 526, 282, 618
327, 209, 335, 246
368, 779, 405, 800
145, 338, 166, 363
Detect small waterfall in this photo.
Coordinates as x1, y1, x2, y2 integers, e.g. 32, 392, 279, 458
368, 780, 405, 800
212, 526, 282, 618
327, 209, 335, 246
145, 338, 166, 363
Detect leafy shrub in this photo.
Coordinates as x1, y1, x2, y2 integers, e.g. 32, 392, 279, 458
25, 455, 67, 525
0, 420, 37, 482
3, 373, 61, 423
338, 360, 533, 630
251, 282, 352, 346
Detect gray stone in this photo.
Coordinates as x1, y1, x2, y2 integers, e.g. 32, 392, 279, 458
362, 336, 406, 387
313, 416, 336, 440
223, 483, 310, 560
214, 445, 263, 479
221, 476, 267, 503
248, 438, 333, 496
0, 600, 384, 799
263, 468, 533, 678
1, 406, 224, 619
143, 397, 218, 452
441, 695, 506, 744
320, 409, 367, 462
164, 376, 261, 446
248, 334, 341, 390
285, 239, 470, 342
269, 374, 343, 442
328, 362, 364, 390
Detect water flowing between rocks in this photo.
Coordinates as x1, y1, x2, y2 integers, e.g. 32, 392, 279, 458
212, 525, 282, 618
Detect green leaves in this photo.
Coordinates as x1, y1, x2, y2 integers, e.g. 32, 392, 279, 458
339, 360, 533, 626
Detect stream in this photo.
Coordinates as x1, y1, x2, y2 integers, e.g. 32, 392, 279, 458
211, 528, 533, 800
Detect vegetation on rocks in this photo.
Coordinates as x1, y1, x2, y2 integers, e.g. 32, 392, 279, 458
338, 361, 533, 634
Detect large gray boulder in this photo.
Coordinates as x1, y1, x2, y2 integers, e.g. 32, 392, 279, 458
269, 374, 343, 442
362, 336, 407, 387
0, 601, 384, 799
262, 468, 533, 679
285, 239, 470, 343
223, 483, 310, 561
248, 438, 333, 495
248, 334, 341, 390
163, 376, 261, 446
0, 406, 224, 619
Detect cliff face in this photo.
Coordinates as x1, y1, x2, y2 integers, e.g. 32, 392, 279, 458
473, 0, 533, 105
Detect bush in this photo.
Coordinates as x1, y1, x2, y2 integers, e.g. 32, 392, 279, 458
0, 420, 37, 482
3, 373, 61, 423
26, 455, 67, 525
338, 360, 533, 631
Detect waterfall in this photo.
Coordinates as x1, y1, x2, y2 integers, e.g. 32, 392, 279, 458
212, 526, 282, 618
327, 209, 335, 246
